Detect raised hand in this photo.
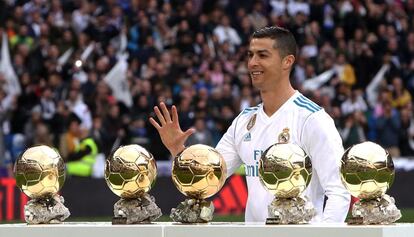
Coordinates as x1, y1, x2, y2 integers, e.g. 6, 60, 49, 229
149, 102, 195, 157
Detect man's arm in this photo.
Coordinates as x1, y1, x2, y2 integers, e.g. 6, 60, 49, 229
302, 111, 351, 222
67, 146, 92, 161
216, 115, 243, 177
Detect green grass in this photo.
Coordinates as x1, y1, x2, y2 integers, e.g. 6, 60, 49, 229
1, 209, 413, 224
398, 208, 414, 223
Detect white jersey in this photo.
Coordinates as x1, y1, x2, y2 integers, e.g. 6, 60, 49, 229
216, 91, 350, 223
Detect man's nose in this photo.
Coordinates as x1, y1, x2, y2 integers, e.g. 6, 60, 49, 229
248, 55, 259, 68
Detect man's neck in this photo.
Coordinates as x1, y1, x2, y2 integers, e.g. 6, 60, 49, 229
261, 84, 296, 117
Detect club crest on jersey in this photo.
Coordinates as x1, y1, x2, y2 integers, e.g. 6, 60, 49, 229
278, 128, 290, 143
246, 114, 257, 131
243, 132, 252, 142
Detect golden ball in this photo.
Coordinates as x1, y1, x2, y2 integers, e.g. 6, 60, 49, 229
105, 144, 157, 199
172, 144, 227, 199
341, 141, 394, 199
14, 145, 65, 199
259, 143, 312, 198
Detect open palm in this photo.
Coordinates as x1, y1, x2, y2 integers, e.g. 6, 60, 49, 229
149, 102, 195, 157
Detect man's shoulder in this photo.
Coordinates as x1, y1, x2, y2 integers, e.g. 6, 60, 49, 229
239, 105, 261, 116
288, 94, 335, 130
291, 94, 323, 115
232, 105, 261, 129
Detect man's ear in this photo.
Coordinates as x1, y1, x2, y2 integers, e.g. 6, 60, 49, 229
282, 55, 295, 70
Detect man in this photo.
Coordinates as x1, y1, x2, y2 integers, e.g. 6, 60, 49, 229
149, 26, 350, 222
66, 127, 99, 177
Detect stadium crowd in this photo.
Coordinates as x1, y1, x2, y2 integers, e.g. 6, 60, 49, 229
0, 0, 414, 177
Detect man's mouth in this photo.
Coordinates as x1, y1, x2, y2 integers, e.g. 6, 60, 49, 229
250, 71, 263, 78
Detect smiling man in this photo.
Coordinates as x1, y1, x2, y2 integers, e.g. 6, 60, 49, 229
150, 26, 350, 223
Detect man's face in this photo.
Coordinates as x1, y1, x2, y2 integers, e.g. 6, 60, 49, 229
69, 121, 81, 136
247, 38, 283, 90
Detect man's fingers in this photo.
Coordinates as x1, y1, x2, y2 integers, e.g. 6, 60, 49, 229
149, 117, 161, 130
184, 128, 195, 138
154, 106, 166, 125
172, 105, 179, 125
160, 102, 172, 123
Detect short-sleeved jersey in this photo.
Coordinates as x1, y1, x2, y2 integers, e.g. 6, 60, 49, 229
216, 91, 350, 222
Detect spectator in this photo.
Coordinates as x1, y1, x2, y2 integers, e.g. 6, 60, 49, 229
376, 101, 401, 157
339, 111, 367, 149
399, 104, 414, 156
341, 89, 368, 116
391, 77, 412, 109
248, 1, 268, 30
33, 122, 53, 146
213, 15, 241, 53
186, 117, 213, 146
128, 116, 150, 148
59, 113, 81, 162
38, 87, 56, 124
65, 87, 93, 130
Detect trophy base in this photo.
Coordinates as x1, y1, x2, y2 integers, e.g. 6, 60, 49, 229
170, 198, 214, 223
348, 194, 401, 225
24, 194, 70, 224
112, 217, 152, 225
112, 217, 128, 225
113, 193, 162, 224
267, 196, 316, 224
265, 217, 281, 225
347, 217, 364, 225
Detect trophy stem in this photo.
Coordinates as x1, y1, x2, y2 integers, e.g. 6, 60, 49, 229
24, 194, 70, 224
266, 196, 315, 224
170, 198, 214, 223
112, 193, 162, 224
348, 194, 401, 225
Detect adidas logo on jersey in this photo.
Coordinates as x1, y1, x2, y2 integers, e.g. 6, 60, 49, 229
243, 132, 251, 142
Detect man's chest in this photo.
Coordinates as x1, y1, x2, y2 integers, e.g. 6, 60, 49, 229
235, 113, 302, 166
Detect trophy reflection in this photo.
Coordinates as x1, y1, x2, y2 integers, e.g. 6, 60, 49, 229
341, 141, 401, 224
259, 143, 315, 224
14, 145, 70, 224
171, 144, 227, 223
105, 144, 162, 224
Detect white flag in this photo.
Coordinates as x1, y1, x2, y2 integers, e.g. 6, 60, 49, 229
57, 47, 73, 71
0, 32, 21, 95
80, 42, 95, 61
103, 54, 132, 107
118, 30, 127, 55
112, 29, 128, 58
302, 68, 336, 91
366, 64, 390, 108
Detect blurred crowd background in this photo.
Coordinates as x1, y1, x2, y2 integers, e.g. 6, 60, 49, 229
0, 0, 414, 178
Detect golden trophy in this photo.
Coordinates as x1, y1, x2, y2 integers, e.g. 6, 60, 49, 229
341, 141, 401, 224
259, 143, 315, 224
171, 144, 227, 223
14, 145, 70, 224
105, 144, 162, 224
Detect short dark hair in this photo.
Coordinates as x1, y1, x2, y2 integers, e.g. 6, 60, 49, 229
68, 112, 82, 126
252, 26, 297, 58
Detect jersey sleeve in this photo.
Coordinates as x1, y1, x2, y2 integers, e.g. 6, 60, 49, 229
302, 111, 351, 222
216, 115, 243, 178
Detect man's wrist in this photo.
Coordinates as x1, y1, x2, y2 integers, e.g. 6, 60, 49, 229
171, 145, 186, 158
